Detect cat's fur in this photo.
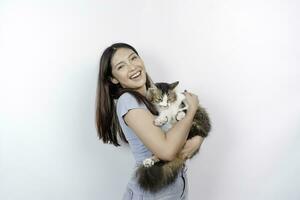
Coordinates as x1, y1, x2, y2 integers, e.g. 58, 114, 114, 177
135, 81, 211, 193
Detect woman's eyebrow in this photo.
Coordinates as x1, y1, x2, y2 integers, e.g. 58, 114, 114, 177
114, 52, 136, 68
114, 61, 125, 69
128, 52, 135, 58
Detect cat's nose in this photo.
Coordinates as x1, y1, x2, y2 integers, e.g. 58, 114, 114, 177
160, 105, 168, 108
159, 102, 168, 107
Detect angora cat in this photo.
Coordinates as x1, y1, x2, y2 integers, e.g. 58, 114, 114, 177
135, 81, 211, 192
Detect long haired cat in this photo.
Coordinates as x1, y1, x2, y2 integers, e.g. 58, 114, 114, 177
135, 81, 211, 193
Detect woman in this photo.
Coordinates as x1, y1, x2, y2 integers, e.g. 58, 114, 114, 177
96, 42, 204, 199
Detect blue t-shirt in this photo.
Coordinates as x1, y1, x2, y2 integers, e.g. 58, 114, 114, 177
117, 92, 189, 198
116, 92, 153, 165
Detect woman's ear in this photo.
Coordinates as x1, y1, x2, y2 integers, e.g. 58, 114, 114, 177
110, 77, 119, 84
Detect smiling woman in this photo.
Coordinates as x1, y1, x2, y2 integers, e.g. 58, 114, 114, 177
95, 43, 202, 199
110, 48, 147, 96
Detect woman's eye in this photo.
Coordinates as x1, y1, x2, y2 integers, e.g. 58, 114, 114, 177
117, 65, 124, 70
131, 56, 137, 60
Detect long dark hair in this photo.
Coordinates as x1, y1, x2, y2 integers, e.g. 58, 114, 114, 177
95, 43, 158, 146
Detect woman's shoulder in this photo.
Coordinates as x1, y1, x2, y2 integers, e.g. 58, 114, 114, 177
116, 92, 147, 117
117, 92, 139, 106
118, 92, 135, 101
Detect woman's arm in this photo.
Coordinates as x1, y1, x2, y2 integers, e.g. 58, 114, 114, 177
124, 91, 199, 161
178, 135, 205, 160
124, 108, 196, 161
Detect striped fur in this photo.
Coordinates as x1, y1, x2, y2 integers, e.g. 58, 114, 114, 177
135, 81, 211, 193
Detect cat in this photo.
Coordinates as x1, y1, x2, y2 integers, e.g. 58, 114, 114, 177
135, 81, 212, 193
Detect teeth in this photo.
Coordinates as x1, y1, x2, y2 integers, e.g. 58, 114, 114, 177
130, 71, 141, 79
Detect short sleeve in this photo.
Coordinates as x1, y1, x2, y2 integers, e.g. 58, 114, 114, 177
115, 93, 154, 164
116, 92, 148, 126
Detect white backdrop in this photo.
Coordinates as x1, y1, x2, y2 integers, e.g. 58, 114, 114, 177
1, 0, 300, 199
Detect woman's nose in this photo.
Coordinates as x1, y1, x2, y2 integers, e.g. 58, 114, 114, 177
128, 63, 137, 71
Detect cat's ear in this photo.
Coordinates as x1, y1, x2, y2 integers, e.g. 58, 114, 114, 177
146, 87, 156, 101
169, 81, 179, 91
147, 87, 156, 93
149, 82, 158, 90
147, 83, 158, 97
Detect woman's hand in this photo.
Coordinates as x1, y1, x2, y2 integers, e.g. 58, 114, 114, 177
183, 90, 199, 115
178, 135, 204, 160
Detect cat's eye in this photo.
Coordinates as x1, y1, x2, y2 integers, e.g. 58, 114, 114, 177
155, 98, 162, 102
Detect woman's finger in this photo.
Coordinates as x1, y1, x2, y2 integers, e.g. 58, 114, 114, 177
184, 90, 191, 95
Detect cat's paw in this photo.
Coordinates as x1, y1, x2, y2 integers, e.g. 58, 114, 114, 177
154, 116, 168, 126
176, 111, 186, 121
143, 158, 155, 168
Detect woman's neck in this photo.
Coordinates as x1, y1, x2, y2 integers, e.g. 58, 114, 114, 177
135, 85, 147, 96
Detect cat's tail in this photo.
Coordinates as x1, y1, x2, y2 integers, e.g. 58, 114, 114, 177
135, 156, 185, 193
191, 105, 211, 138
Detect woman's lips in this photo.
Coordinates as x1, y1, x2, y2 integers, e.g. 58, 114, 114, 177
130, 70, 142, 79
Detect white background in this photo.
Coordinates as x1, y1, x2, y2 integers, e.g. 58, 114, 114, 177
1, 0, 300, 199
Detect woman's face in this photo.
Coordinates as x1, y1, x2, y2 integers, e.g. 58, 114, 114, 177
110, 47, 147, 94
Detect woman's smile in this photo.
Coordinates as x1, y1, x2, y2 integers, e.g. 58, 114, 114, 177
130, 70, 141, 79
110, 47, 147, 95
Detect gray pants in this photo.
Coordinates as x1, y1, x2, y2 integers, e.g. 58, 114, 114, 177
122, 165, 188, 200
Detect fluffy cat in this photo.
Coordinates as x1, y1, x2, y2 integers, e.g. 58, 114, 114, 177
135, 81, 211, 193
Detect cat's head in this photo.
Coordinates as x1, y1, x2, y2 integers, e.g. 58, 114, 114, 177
146, 81, 179, 109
